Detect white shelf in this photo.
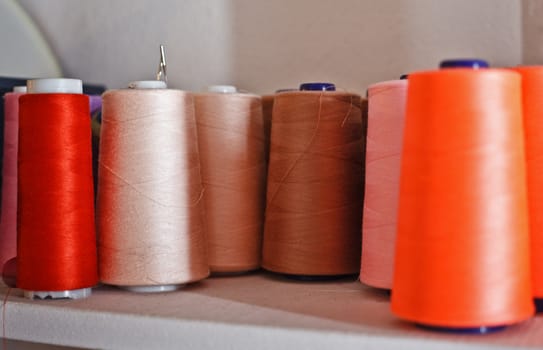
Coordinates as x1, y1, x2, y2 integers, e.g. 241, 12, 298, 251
1, 273, 541, 350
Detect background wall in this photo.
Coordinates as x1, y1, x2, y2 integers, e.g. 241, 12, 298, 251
523, 0, 543, 64
16, 0, 522, 94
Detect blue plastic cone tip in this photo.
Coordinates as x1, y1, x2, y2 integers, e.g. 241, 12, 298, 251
439, 59, 489, 69
299, 82, 336, 91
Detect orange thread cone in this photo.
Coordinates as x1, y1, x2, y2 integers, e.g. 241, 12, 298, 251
512, 66, 543, 308
391, 69, 533, 328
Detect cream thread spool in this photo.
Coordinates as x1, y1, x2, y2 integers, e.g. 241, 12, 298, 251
98, 80, 209, 292
195, 85, 267, 274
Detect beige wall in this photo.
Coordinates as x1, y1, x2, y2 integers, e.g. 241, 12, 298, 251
18, 0, 522, 93
523, 0, 543, 64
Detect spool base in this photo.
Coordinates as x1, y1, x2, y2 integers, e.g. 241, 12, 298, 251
280, 273, 358, 282
416, 323, 507, 334
120, 284, 183, 293
359, 278, 392, 294
2, 257, 17, 288
23, 287, 92, 300
211, 269, 259, 277
364, 285, 391, 296
535, 298, 543, 313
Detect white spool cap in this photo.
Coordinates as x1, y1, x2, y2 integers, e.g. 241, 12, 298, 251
27, 78, 83, 94
122, 284, 182, 293
24, 287, 92, 300
128, 80, 167, 89
206, 85, 237, 93
13, 86, 27, 93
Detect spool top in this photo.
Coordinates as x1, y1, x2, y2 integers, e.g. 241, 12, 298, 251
13, 86, 27, 93
299, 82, 336, 91
127, 80, 167, 89
275, 88, 297, 93
439, 59, 489, 69
27, 78, 82, 94
206, 85, 237, 93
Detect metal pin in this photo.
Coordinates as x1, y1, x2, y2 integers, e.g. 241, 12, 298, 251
156, 44, 167, 84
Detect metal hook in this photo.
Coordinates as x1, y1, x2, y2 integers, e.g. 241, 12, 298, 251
156, 44, 167, 84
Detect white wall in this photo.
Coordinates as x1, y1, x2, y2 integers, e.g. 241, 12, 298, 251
17, 0, 521, 94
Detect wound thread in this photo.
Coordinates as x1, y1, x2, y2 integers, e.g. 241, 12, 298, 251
262, 90, 366, 276
98, 89, 209, 288
0, 92, 25, 287
361, 79, 408, 290
17, 93, 98, 293
512, 66, 543, 309
391, 68, 533, 328
194, 92, 267, 273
